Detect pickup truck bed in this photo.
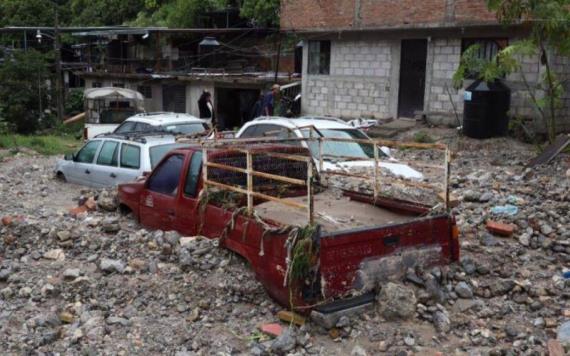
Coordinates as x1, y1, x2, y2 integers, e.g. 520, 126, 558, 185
257, 190, 415, 232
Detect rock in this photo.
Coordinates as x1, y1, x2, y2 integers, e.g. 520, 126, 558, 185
1, 215, 13, 226
351, 345, 368, 356
489, 279, 515, 296
44, 249, 65, 261
0, 268, 12, 281
540, 224, 553, 235
164, 231, 180, 246
518, 233, 531, 247
463, 190, 480, 202
101, 218, 120, 233
377, 282, 416, 320
59, 311, 74, 323
99, 258, 125, 274
403, 333, 415, 346
433, 311, 451, 333
479, 192, 493, 202
106, 316, 131, 326
336, 315, 350, 328
97, 189, 118, 211
454, 282, 473, 299
461, 258, 477, 275
18, 286, 32, 298
63, 268, 81, 280
270, 327, 296, 353
505, 324, 519, 338
56, 230, 71, 241
479, 232, 498, 247
179, 249, 193, 269
558, 321, 570, 346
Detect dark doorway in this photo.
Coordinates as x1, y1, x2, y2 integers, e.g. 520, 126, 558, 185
398, 39, 428, 118
162, 84, 186, 113
215, 88, 260, 130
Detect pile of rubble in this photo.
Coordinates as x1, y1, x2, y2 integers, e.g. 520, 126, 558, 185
0, 137, 569, 354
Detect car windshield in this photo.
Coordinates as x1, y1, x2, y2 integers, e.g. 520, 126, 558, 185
149, 143, 188, 168
162, 123, 208, 135
300, 129, 374, 160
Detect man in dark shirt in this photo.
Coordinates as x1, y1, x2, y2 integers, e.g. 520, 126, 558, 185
261, 84, 280, 116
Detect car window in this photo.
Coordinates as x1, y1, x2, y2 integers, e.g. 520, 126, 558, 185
301, 129, 374, 160
163, 123, 207, 135
184, 151, 203, 197
114, 121, 136, 134
239, 126, 259, 138
147, 154, 185, 196
120, 144, 141, 169
255, 124, 283, 137
149, 143, 189, 169
96, 141, 119, 166
75, 140, 101, 163
134, 122, 153, 132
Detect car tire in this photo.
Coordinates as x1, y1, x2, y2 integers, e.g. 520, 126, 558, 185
56, 171, 67, 182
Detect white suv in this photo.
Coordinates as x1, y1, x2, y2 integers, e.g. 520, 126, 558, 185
55, 133, 188, 188
235, 116, 423, 179
113, 112, 209, 136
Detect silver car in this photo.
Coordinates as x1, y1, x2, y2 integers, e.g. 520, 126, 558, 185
55, 134, 188, 188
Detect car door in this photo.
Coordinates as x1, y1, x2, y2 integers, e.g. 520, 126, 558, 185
91, 140, 120, 187
174, 151, 202, 235
66, 140, 102, 186
115, 142, 143, 183
139, 153, 186, 230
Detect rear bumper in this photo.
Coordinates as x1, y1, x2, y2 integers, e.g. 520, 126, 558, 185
310, 292, 375, 329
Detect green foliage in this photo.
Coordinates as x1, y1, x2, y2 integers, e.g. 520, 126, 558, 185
240, 0, 280, 27
0, 134, 80, 155
0, 0, 71, 27
0, 49, 53, 134
413, 131, 435, 144
65, 88, 85, 115
131, 0, 230, 27
69, 0, 145, 26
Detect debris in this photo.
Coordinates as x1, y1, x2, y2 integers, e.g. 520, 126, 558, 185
97, 189, 118, 211
59, 311, 74, 324
454, 282, 473, 299
559, 321, 570, 346
99, 258, 125, 274
44, 249, 65, 261
2, 215, 13, 226
527, 134, 570, 167
486, 220, 516, 237
270, 327, 296, 353
260, 323, 283, 338
277, 310, 306, 326
490, 204, 519, 216
377, 282, 416, 320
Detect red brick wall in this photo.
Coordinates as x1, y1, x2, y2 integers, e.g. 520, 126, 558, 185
281, 0, 498, 31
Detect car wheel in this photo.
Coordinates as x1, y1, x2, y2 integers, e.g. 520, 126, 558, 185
56, 171, 67, 182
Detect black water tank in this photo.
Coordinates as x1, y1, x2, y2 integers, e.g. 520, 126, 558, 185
463, 79, 511, 139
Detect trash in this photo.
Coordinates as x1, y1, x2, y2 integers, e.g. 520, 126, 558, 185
490, 204, 518, 216
563, 271, 570, 279
486, 220, 515, 237
277, 310, 306, 326
259, 323, 283, 338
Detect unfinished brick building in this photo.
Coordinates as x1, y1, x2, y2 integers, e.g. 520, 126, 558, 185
281, 0, 570, 132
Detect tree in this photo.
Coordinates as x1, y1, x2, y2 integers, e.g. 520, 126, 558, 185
0, 0, 71, 27
486, 0, 570, 142
240, 0, 280, 27
0, 49, 53, 133
131, 0, 229, 28
70, 0, 145, 26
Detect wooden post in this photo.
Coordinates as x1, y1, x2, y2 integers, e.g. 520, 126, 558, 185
202, 147, 208, 189
444, 148, 450, 210
373, 144, 380, 201
307, 160, 314, 224
318, 138, 324, 173
246, 150, 253, 215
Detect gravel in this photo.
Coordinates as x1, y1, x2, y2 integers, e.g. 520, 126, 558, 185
0, 132, 569, 355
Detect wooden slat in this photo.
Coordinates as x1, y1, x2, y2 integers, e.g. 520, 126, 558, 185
205, 161, 306, 186
204, 180, 307, 210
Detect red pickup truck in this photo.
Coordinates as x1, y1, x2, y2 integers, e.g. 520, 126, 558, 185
118, 144, 459, 316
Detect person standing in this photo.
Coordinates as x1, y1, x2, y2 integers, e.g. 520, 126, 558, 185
198, 91, 216, 128
261, 84, 280, 116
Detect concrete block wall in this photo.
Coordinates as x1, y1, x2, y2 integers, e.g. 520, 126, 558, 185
303, 39, 396, 118
551, 53, 570, 131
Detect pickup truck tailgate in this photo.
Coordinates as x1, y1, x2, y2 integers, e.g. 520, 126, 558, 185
319, 214, 458, 299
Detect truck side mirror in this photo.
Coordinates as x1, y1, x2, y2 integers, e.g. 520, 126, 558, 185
142, 171, 151, 177
64, 153, 75, 161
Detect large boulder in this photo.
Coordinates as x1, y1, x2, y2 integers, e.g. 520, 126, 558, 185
97, 189, 118, 212
377, 282, 416, 320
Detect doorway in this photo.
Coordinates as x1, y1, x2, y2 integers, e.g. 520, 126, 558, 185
215, 88, 260, 130
397, 39, 428, 118
162, 84, 186, 113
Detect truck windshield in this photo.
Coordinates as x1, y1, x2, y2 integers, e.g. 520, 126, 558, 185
301, 129, 374, 161
149, 143, 188, 168
162, 123, 208, 135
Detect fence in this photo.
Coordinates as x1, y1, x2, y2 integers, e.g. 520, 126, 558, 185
192, 136, 451, 225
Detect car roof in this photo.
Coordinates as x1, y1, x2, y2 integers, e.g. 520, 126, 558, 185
93, 133, 177, 145
125, 112, 206, 125
245, 116, 354, 130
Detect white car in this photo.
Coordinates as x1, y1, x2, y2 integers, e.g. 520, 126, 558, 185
235, 116, 423, 180
113, 112, 209, 136
55, 133, 188, 188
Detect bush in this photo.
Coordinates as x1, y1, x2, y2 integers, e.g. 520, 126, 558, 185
413, 131, 435, 144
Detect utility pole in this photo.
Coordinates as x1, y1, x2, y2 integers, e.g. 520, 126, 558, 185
54, 7, 64, 121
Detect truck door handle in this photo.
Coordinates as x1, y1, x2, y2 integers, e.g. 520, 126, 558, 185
110, 173, 117, 178
383, 236, 400, 247
85, 169, 90, 174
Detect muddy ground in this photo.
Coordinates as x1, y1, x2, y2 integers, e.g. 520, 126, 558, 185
0, 128, 569, 355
